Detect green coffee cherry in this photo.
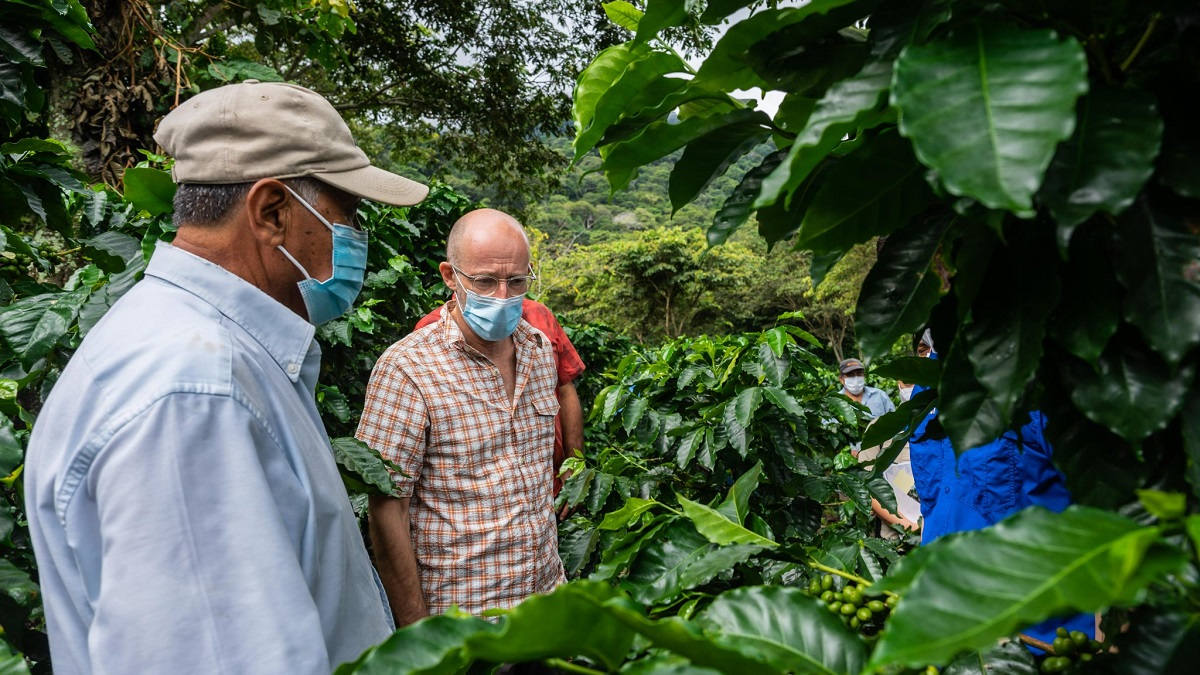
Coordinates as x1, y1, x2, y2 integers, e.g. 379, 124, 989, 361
867, 600, 886, 613
856, 607, 873, 622
1069, 631, 1089, 649
820, 590, 834, 603
840, 603, 857, 616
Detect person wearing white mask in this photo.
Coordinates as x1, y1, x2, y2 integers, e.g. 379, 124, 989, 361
838, 357, 895, 419
357, 209, 564, 627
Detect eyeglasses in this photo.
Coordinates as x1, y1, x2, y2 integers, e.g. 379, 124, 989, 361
452, 265, 537, 296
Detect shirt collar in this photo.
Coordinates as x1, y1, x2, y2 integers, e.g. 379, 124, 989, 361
144, 242, 316, 382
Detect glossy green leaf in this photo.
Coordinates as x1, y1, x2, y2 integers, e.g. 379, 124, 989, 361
603, 601, 775, 673
1184, 391, 1200, 499
1158, 132, 1200, 199
574, 50, 689, 161
871, 506, 1184, 669
594, 515, 674, 581
676, 426, 704, 469
861, 388, 937, 464
756, 164, 823, 248
709, 149, 786, 245
622, 396, 650, 433
1136, 490, 1186, 521
559, 520, 600, 577
670, 122, 770, 214
1041, 395, 1143, 510
679, 495, 777, 547
335, 614, 491, 674
795, 132, 932, 253
756, 342, 790, 387
624, 519, 758, 604
938, 337, 1009, 452
1113, 197, 1200, 364
690, 0, 871, 92
633, 0, 697, 44
892, 21, 1088, 216
1048, 225, 1120, 363
572, 43, 652, 139
602, 109, 772, 192
872, 357, 940, 388
716, 461, 763, 524
865, 0, 952, 60
619, 653, 723, 675
855, 213, 954, 359
722, 401, 749, 458
330, 436, 396, 497
942, 642, 1037, 675
463, 582, 634, 668
1109, 606, 1200, 675
756, 58, 893, 209
865, 473, 900, 519
696, 586, 868, 675
0, 558, 37, 606
963, 233, 1060, 421
121, 167, 177, 217
0, 288, 90, 368
762, 386, 805, 419
835, 473, 871, 514
745, 32, 867, 98
1039, 86, 1163, 236
600, 497, 662, 530
80, 230, 140, 273
732, 386, 763, 427
587, 471, 617, 514
1061, 330, 1195, 442
603, 1, 643, 31
698, 0, 757, 24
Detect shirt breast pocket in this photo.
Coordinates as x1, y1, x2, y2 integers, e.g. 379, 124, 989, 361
953, 440, 1019, 522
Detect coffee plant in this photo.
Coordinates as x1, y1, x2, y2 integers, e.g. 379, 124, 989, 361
337, 1, 1200, 673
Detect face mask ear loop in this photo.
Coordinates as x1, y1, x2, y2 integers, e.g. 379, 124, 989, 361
277, 245, 314, 280
283, 185, 336, 234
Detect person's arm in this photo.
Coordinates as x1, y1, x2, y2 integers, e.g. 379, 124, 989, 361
871, 498, 919, 532
357, 359, 431, 621
556, 380, 585, 520
88, 394, 334, 673
368, 496, 429, 626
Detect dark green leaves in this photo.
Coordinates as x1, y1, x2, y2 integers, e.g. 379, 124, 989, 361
121, 167, 176, 217
330, 436, 398, 496
855, 213, 953, 359
669, 123, 770, 214
1113, 198, 1200, 364
794, 132, 933, 253
696, 586, 867, 675
892, 21, 1088, 216
1061, 330, 1195, 442
870, 506, 1183, 668
1039, 87, 1163, 237
0, 288, 89, 368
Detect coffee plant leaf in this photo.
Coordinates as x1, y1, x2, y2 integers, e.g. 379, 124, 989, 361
892, 21, 1087, 216
869, 506, 1184, 668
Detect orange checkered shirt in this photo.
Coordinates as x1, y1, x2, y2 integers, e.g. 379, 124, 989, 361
356, 306, 565, 616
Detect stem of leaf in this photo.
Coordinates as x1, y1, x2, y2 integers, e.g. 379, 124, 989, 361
1017, 632, 1055, 654
1120, 13, 1162, 73
545, 658, 605, 675
806, 560, 898, 598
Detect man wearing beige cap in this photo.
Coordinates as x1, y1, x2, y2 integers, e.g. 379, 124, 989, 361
24, 81, 426, 674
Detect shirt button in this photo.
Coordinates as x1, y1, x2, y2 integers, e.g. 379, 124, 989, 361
287, 363, 299, 374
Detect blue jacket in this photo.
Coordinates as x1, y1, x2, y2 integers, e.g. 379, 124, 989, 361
909, 405, 1093, 645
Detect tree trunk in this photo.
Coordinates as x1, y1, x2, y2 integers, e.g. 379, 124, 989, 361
47, 0, 173, 187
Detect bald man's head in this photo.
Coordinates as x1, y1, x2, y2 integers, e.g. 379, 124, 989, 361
445, 209, 530, 268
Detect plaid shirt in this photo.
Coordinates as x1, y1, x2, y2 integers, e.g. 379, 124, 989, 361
356, 305, 565, 615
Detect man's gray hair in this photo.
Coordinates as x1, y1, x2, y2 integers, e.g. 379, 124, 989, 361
172, 176, 325, 227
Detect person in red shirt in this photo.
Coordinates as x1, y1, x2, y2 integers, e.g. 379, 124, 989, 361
414, 298, 585, 509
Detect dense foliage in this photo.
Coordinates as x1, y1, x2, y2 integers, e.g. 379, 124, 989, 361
343, 1, 1200, 673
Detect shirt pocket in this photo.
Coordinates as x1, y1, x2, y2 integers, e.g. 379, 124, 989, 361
953, 439, 1019, 522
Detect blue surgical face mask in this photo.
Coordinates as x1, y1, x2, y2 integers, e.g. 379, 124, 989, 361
454, 272, 524, 341
277, 186, 368, 326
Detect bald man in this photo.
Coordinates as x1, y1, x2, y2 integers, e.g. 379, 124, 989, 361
356, 209, 565, 625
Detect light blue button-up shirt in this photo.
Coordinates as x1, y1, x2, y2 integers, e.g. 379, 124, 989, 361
25, 243, 392, 674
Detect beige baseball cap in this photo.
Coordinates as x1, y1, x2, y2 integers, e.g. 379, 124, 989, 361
154, 80, 428, 206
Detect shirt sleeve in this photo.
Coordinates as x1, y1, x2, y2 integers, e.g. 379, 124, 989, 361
84, 393, 332, 674
412, 305, 444, 332
356, 357, 428, 496
523, 302, 585, 386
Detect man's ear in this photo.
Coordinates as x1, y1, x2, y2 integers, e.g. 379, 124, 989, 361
439, 262, 457, 290
245, 179, 292, 247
